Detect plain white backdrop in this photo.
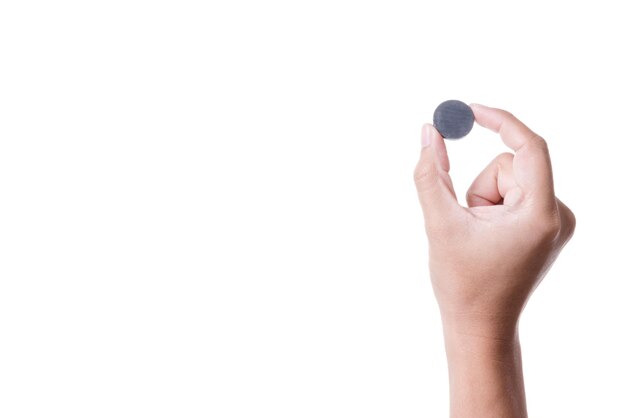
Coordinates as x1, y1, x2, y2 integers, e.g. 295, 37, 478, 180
1, 1, 625, 417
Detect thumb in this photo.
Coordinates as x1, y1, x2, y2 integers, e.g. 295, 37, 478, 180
414, 124, 459, 227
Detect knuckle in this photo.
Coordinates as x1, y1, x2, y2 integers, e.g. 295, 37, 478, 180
496, 152, 514, 162
559, 203, 577, 241
532, 212, 561, 242
494, 152, 514, 168
532, 135, 549, 152
465, 191, 482, 207
501, 109, 515, 120
413, 163, 437, 187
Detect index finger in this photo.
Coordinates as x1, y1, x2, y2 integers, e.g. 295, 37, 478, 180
470, 103, 555, 207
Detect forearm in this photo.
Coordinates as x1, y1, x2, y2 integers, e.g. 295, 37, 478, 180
442, 317, 527, 418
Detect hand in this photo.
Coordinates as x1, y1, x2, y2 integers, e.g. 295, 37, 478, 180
415, 103, 575, 332
414, 104, 575, 417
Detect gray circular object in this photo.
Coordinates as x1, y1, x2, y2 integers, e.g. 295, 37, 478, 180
433, 100, 475, 140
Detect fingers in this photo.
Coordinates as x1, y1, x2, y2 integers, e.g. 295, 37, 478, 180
466, 152, 521, 207
414, 124, 460, 227
470, 104, 555, 208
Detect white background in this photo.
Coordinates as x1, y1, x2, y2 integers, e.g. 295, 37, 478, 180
1, 1, 625, 417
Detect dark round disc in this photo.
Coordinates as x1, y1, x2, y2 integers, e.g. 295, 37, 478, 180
433, 100, 475, 140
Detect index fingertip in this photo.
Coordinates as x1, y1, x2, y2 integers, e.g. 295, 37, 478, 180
469, 103, 488, 111
469, 103, 493, 123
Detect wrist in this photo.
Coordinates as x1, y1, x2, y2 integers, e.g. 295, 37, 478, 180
442, 318, 527, 418
442, 318, 520, 363
440, 310, 521, 346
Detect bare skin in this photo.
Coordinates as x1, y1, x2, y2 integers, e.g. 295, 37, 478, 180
414, 104, 576, 418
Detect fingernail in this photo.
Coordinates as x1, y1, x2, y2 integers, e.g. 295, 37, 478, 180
421, 124, 432, 148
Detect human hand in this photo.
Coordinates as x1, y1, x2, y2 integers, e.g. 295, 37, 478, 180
414, 104, 575, 417
415, 103, 575, 335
